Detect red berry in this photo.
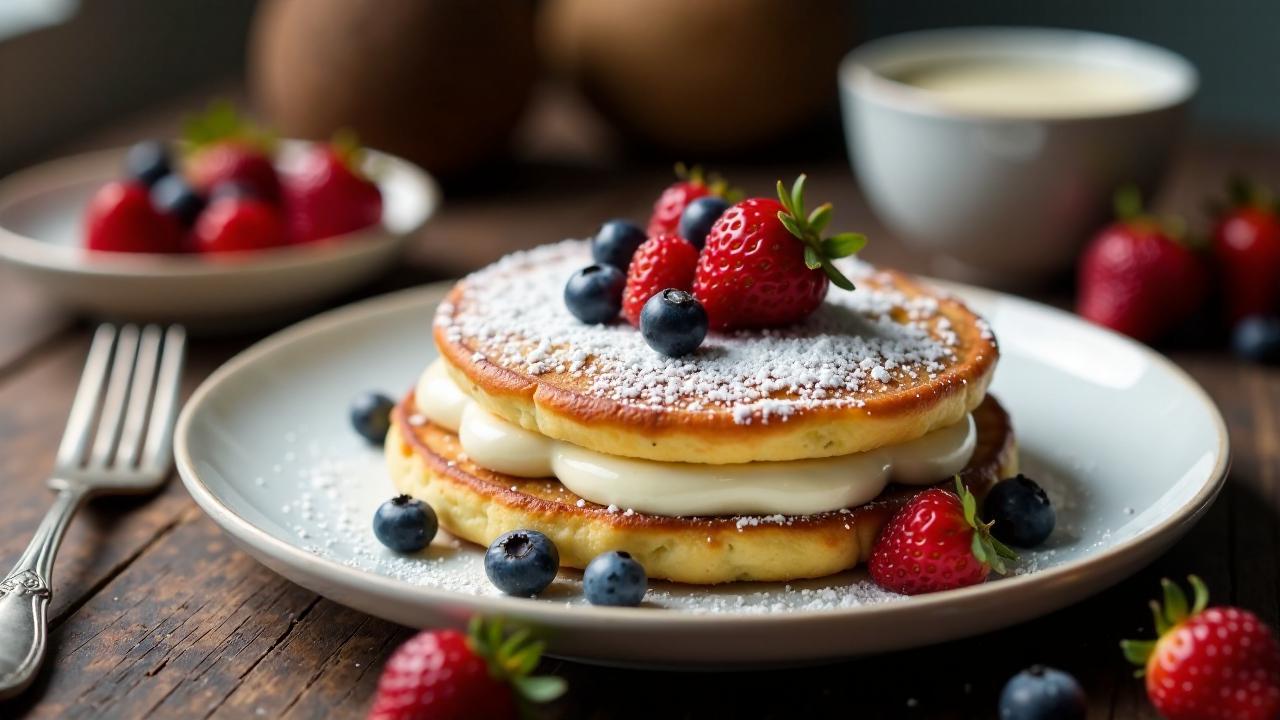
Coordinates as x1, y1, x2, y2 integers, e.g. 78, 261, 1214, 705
622, 233, 699, 325
368, 630, 514, 720
193, 197, 287, 254
283, 143, 382, 244
868, 481, 1015, 595
368, 619, 564, 720
692, 177, 866, 331
1123, 577, 1280, 720
1212, 204, 1280, 325
187, 143, 281, 204
648, 180, 711, 237
1077, 193, 1208, 343
84, 180, 183, 254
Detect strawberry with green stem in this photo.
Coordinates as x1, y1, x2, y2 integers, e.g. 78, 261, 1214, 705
181, 101, 281, 203
647, 163, 739, 237
368, 617, 565, 720
1122, 576, 1280, 720
692, 174, 867, 330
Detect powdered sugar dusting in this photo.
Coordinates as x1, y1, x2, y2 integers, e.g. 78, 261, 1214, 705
437, 240, 983, 425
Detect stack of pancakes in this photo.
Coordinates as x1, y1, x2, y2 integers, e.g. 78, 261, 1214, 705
386, 241, 1016, 584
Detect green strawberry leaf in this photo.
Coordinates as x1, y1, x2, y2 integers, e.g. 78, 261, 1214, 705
970, 533, 988, 564
1189, 575, 1209, 614
1161, 577, 1189, 625
821, 261, 855, 290
790, 175, 807, 219
803, 246, 822, 270
822, 232, 868, 258
778, 211, 805, 240
808, 203, 833, 233
513, 676, 568, 703
1120, 639, 1156, 669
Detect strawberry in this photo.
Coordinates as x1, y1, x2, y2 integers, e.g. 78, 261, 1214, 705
692, 174, 867, 330
1122, 576, 1280, 720
646, 164, 735, 237
84, 180, 183, 254
181, 102, 281, 203
868, 479, 1016, 596
1077, 186, 1208, 343
1210, 178, 1280, 325
283, 136, 382, 244
368, 618, 565, 720
193, 197, 288, 254
621, 233, 699, 325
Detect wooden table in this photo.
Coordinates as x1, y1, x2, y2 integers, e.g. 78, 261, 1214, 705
1, 94, 1277, 718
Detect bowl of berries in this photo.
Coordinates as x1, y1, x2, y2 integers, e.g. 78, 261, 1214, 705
0, 106, 438, 330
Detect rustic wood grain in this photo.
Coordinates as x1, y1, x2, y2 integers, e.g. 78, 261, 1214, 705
0, 92, 1277, 718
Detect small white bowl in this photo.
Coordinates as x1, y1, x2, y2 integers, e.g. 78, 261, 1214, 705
0, 140, 439, 331
839, 28, 1197, 286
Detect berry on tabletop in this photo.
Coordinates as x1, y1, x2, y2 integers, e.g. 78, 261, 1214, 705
1209, 177, 1280, 326
998, 665, 1087, 720
484, 530, 560, 597
621, 233, 699, 326
868, 478, 1017, 595
350, 391, 396, 445
983, 474, 1055, 548
564, 264, 626, 325
693, 174, 868, 331
368, 617, 565, 720
84, 180, 183, 254
640, 289, 708, 357
583, 551, 648, 607
124, 140, 172, 187
590, 219, 646, 271
372, 495, 438, 553
1231, 315, 1280, 364
1121, 576, 1280, 720
1076, 186, 1208, 343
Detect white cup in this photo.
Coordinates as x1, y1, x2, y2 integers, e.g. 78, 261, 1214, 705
839, 27, 1197, 286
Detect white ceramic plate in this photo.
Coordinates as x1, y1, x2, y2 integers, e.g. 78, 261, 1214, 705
174, 280, 1228, 667
0, 142, 438, 331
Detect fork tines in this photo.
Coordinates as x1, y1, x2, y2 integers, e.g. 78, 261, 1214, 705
54, 324, 186, 476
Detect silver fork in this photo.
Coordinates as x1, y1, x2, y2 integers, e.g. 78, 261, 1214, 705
0, 324, 185, 699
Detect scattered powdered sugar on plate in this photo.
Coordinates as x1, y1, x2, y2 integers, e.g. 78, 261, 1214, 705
436, 240, 983, 425
264, 436, 1097, 614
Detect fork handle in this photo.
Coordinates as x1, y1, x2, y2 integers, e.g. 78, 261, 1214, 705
0, 484, 87, 699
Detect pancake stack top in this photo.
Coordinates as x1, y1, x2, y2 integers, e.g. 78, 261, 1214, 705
433, 240, 998, 465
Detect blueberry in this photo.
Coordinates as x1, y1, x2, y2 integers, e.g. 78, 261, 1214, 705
150, 174, 206, 227
591, 220, 646, 270
998, 665, 1086, 720
485, 530, 559, 597
125, 141, 172, 187
350, 391, 395, 444
677, 196, 729, 249
564, 264, 625, 324
372, 495, 438, 552
640, 289, 707, 357
583, 551, 647, 607
1231, 315, 1280, 365
984, 474, 1055, 548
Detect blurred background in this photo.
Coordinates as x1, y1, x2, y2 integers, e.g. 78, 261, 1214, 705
2, 0, 1279, 348
2, 0, 1276, 177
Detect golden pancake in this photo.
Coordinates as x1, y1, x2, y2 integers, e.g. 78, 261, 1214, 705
386, 393, 1017, 585
433, 240, 998, 464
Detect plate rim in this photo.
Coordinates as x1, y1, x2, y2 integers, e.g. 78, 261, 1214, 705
0, 143, 441, 279
174, 278, 1230, 629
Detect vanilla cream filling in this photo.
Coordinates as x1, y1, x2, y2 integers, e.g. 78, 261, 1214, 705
413, 360, 976, 517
